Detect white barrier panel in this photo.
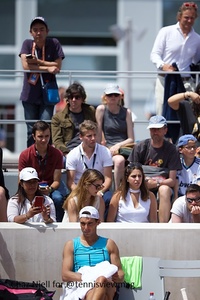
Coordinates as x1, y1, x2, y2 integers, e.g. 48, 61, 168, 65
1, 222, 200, 300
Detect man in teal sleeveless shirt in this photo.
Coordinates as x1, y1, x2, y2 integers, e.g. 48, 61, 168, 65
61, 206, 124, 300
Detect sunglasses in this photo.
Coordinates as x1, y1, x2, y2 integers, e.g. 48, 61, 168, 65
106, 93, 120, 97
183, 2, 198, 9
127, 162, 142, 168
68, 94, 82, 100
186, 197, 200, 203
91, 183, 104, 190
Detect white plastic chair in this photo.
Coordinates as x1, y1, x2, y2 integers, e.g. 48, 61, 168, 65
118, 257, 200, 300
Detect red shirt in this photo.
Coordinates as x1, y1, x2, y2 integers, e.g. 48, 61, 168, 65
18, 144, 63, 185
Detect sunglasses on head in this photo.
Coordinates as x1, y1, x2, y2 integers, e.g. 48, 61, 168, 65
183, 2, 198, 9
106, 93, 120, 97
127, 162, 142, 169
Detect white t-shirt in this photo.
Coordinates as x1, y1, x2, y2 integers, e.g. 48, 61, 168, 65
7, 195, 56, 222
170, 196, 192, 223
66, 143, 113, 183
177, 157, 200, 196
116, 190, 151, 223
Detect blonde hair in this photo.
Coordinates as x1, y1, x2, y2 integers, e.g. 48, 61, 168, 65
63, 169, 104, 212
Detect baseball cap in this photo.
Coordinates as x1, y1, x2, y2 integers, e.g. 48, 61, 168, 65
19, 167, 40, 181
177, 134, 197, 147
104, 83, 121, 95
79, 206, 99, 219
30, 17, 48, 29
147, 115, 167, 129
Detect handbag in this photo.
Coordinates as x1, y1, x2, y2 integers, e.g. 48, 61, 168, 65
41, 80, 60, 105
142, 165, 169, 181
35, 49, 60, 106
0, 279, 55, 300
118, 143, 135, 158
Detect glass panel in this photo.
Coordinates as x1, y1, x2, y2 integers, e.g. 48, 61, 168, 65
0, 55, 15, 80
0, 105, 15, 152
0, 0, 15, 45
38, 0, 116, 46
61, 55, 116, 72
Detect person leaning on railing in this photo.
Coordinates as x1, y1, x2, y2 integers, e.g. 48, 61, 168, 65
150, 1, 200, 116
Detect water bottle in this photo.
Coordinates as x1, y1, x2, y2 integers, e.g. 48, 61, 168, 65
149, 292, 156, 300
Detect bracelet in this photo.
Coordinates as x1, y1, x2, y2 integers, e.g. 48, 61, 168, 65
99, 190, 104, 196
25, 213, 30, 221
44, 217, 52, 224
156, 181, 160, 188
49, 186, 55, 194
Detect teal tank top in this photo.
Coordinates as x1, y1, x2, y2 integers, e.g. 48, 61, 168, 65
73, 236, 110, 272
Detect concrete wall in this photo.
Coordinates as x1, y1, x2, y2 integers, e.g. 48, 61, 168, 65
1, 223, 200, 300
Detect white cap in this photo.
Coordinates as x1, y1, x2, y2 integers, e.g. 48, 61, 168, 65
147, 115, 167, 129
104, 83, 121, 95
19, 167, 40, 181
79, 206, 99, 219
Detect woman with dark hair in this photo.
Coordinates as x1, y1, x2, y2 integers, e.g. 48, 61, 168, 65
7, 167, 56, 223
62, 169, 105, 222
107, 163, 157, 223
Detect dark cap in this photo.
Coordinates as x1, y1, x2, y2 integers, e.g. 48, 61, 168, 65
30, 17, 48, 29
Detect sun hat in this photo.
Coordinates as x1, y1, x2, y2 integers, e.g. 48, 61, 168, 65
79, 206, 99, 219
177, 134, 197, 147
19, 167, 40, 181
147, 115, 167, 129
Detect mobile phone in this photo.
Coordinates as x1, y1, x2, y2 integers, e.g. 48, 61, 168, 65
39, 182, 49, 190
34, 196, 44, 209
26, 54, 33, 59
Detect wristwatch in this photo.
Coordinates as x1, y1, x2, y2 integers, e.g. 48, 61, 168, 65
158, 63, 164, 70
99, 190, 104, 196
49, 186, 55, 194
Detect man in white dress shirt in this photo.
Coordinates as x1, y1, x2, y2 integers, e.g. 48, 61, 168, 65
150, 2, 200, 115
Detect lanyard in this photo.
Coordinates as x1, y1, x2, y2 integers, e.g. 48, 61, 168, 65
32, 42, 45, 60
80, 146, 97, 169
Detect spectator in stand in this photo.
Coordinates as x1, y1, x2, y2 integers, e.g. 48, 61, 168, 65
128, 115, 182, 223
171, 184, 200, 223
60, 206, 124, 300
51, 82, 96, 157
66, 120, 113, 220
150, 2, 200, 116
107, 162, 157, 223
62, 169, 105, 222
18, 121, 67, 222
7, 167, 56, 224
168, 83, 200, 139
175, 134, 200, 200
96, 83, 134, 190
19, 16, 65, 147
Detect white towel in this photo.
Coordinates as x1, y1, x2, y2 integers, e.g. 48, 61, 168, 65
60, 261, 118, 300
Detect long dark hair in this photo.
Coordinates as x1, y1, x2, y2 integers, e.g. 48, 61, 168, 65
115, 162, 149, 201
15, 181, 43, 205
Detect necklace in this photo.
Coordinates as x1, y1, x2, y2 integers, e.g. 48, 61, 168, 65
129, 188, 140, 193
